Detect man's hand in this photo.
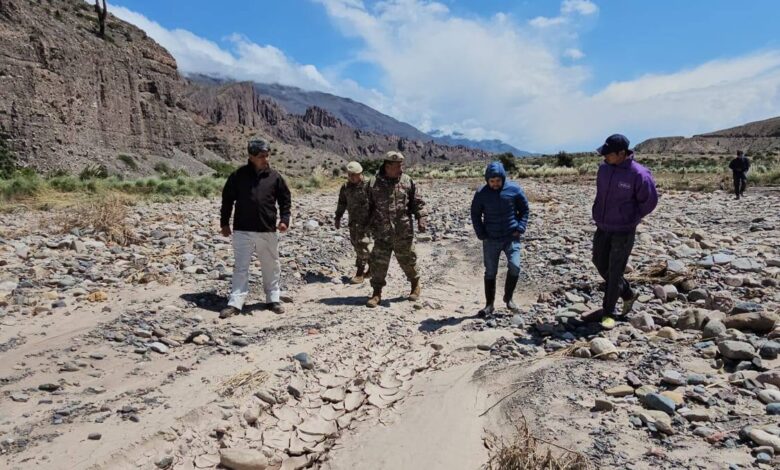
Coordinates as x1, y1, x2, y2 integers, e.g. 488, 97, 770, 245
335, 218, 341, 230
417, 217, 427, 233
221, 225, 232, 237
278, 222, 289, 233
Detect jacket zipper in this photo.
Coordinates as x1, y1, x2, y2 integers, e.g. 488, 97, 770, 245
601, 166, 614, 221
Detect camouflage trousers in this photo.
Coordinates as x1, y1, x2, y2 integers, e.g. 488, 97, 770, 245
369, 236, 419, 289
348, 224, 371, 268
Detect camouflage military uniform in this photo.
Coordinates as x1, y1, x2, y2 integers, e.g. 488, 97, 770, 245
335, 180, 371, 268
367, 169, 427, 289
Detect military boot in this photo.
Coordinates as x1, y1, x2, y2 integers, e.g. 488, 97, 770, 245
350, 264, 366, 284
366, 287, 382, 308
408, 279, 421, 301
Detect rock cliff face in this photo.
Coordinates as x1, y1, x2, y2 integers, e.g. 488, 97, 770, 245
0, 0, 207, 174
0, 0, 488, 175
636, 116, 780, 154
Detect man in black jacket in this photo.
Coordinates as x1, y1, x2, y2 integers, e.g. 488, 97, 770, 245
728, 150, 750, 199
219, 138, 292, 318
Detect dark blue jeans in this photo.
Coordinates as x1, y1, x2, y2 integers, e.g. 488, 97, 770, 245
592, 228, 635, 314
483, 238, 521, 280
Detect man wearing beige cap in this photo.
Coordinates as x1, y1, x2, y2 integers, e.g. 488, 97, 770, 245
365, 151, 427, 307
335, 161, 372, 284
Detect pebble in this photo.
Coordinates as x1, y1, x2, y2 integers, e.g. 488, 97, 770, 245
293, 352, 314, 370
88, 433, 101, 440
642, 393, 677, 415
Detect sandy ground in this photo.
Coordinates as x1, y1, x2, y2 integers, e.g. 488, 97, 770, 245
1, 180, 778, 470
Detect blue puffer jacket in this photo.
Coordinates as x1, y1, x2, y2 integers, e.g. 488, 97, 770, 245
470, 161, 530, 241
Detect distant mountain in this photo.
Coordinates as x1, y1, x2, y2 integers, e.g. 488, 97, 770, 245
187, 75, 431, 141
188, 75, 529, 155
427, 130, 531, 156
636, 116, 780, 154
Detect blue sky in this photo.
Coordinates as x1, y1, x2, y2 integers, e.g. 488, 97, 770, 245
111, 0, 780, 152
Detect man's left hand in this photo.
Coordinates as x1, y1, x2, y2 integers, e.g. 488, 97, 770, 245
278, 222, 289, 233
417, 218, 427, 233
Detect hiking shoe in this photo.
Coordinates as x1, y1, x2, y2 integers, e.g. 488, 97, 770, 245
408, 280, 421, 301
219, 306, 240, 319
268, 302, 285, 314
582, 308, 608, 323
601, 316, 616, 329
621, 291, 639, 316
350, 266, 366, 284
366, 294, 381, 308
478, 304, 495, 317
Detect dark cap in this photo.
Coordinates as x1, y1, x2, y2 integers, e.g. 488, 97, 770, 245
248, 139, 270, 156
597, 134, 630, 156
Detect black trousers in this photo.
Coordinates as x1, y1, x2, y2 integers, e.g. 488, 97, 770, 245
592, 228, 635, 314
733, 173, 747, 196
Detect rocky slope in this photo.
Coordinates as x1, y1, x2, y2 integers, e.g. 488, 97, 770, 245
0, 0, 487, 177
636, 116, 780, 155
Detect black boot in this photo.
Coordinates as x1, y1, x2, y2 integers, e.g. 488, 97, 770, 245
504, 274, 520, 312
479, 278, 496, 317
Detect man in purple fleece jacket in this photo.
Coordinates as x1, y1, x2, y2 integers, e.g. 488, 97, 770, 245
583, 134, 658, 324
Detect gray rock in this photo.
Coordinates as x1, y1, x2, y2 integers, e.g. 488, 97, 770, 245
10, 393, 30, 403
731, 258, 763, 272
155, 456, 174, 469
757, 370, 780, 388
718, 340, 756, 360
219, 448, 269, 470
761, 341, 780, 359
688, 289, 710, 303
630, 314, 655, 332
589, 338, 618, 360
758, 390, 780, 404
149, 342, 169, 354
642, 393, 677, 415
666, 259, 686, 273
661, 370, 686, 386
88, 433, 102, 440
255, 390, 277, 406
702, 319, 726, 339
293, 352, 314, 370
768, 404, 780, 415
653, 285, 667, 302
593, 399, 614, 412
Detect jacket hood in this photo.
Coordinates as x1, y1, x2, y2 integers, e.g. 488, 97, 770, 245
485, 161, 507, 184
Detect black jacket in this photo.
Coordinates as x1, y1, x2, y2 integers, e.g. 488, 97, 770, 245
220, 163, 292, 232
729, 156, 750, 175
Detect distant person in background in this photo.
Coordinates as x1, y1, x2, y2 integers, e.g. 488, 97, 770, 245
219, 138, 292, 318
335, 161, 372, 284
470, 161, 530, 316
729, 150, 750, 199
583, 134, 658, 325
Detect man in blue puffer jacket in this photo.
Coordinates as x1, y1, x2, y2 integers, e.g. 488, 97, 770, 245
470, 161, 530, 316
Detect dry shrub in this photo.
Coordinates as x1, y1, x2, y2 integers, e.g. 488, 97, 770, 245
56, 193, 136, 245
484, 419, 593, 470
524, 188, 552, 203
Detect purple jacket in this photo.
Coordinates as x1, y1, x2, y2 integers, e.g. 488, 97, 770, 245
592, 152, 658, 232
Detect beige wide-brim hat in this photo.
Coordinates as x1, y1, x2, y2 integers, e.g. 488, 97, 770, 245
346, 161, 363, 174
384, 151, 405, 162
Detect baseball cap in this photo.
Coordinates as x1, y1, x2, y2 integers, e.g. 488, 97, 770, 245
597, 134, 630, 156
248, 139, 270, 156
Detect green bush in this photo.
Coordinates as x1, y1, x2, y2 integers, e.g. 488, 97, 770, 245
205, 160, 237, 178
0, 173, 43, 200
358, 159, 383, 176
117, 154, 138, 171
154, 162, 188, 179
494, 152, 518, 173
49, 175, 81, 192
0, 136, 18, 179
79, 164, 109, 181
556, 151, 574, 168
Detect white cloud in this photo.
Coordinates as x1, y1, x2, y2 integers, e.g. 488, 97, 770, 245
109, 1, 780, 153
110, 5, 334, 91
564, 48, 585, 60
561, 0, 599, 16
529, 16, 567, 28
316, 0, 780, 152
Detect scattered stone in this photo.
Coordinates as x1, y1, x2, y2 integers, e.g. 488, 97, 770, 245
293, 352, 314, 370
724, 312, 778, 334
593, 399, 614, 412
149, 342, 169, 354
155, 456, 174, 469
605, 385, 634, 397
718, 340, 756, 360
661, 370, 686, 386
642, 393, 677, 415
748, 429, 780, 452
761, 341, 780, 359
656, 327, 679, 340
10, 393, 30, 403
589, 338, 618, 360
88, 433, 102, 440
219, 448, 269, 470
